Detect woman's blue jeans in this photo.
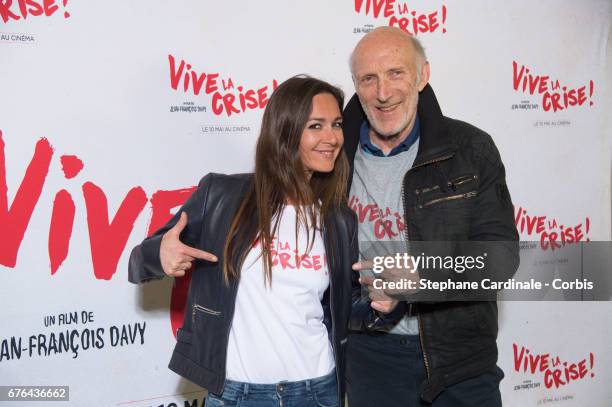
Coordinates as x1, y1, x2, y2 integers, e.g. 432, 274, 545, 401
205, 370, 338, 407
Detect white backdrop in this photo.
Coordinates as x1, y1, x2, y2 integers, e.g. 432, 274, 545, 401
1, 1, 611, 406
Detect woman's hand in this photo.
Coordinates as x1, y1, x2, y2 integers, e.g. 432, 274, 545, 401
160, 212, 218, 277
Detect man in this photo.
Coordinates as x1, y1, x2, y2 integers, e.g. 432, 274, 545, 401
344, 27, 519, 406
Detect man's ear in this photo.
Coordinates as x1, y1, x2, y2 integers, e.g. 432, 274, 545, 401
418, 61, 430, 91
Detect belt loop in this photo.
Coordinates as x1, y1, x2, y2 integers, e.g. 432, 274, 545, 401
306, 378, 312, 393
243, 382, 249, 396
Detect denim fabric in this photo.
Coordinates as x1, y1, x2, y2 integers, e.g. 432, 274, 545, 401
346, 332, 503, 407
205, 369, 338, 407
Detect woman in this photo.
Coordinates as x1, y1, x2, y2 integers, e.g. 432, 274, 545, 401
129, 76, 364, 407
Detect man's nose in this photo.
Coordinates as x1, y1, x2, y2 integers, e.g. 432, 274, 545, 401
376, 78, 391, 102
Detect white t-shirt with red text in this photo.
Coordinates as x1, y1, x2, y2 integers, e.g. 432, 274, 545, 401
225, 205, 335, 383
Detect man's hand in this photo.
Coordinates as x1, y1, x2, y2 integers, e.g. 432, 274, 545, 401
353, 260, 399, 314
353, 256, 420, 313
160, 212, 217, 277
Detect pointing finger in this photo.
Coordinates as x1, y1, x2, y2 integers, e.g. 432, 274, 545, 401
182, 245, 218, 262
352, 260, 374, 271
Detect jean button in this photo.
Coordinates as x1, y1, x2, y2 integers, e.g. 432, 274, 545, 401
277, 384, 284, 392
400, 338, 407, 345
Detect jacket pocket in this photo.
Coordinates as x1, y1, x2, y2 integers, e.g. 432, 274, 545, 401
190, 303, 226, 364
420, 191, 478, 209
415, 174, 478, 195
192, 303, 222, 325
449, 174, 478, 189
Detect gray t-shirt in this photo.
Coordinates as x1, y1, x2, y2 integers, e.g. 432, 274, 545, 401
349, 139, 420, 335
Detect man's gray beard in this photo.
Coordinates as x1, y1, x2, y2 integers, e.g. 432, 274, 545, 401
366, 113, 407, 142
359, 96, 412, 142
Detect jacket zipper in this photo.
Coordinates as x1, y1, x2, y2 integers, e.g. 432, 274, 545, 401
418, 184, 441, 194
416, 174, 478, 195
402, 152, 455, 381
417, 309, 431, 378
410, 153, 455, 173
451, 174, 478, 188
322, 223, 341, 405
419, 191, 477, 208
192, 304, 222, 319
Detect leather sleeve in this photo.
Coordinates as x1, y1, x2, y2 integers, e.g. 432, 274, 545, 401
128, 173, 214, 284
466, 135, 520, 283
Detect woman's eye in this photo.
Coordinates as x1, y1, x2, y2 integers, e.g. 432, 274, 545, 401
308, 123, 321, 129
333, 122, 343, 128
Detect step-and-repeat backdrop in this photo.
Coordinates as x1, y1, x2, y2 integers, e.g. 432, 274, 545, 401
1, 1, 611, 406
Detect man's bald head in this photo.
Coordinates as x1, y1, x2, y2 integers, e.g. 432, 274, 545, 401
350, 27, 427, 78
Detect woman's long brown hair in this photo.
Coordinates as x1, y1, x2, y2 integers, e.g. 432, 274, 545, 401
223, 75, 348, 285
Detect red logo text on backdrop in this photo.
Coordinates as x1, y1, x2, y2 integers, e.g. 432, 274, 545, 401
513, 343, 595, 389
353, 0, 447, 35
0, 0, 71, 23
512, 61, 595, 112
168, 54, 278, 117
